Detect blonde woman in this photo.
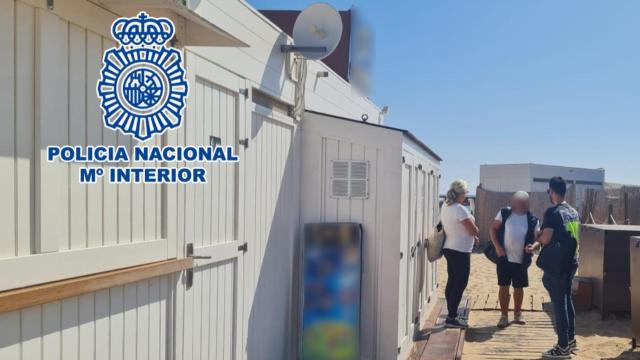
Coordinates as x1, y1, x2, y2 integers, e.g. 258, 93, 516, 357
441, 179, 479, 328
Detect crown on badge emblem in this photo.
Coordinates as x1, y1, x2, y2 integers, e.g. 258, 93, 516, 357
111, 12, 174, 47
97, 12, 189, 142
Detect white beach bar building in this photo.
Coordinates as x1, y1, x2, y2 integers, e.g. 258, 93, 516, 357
0, 0, 441, 359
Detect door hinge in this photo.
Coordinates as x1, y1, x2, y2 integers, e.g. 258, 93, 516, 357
209, 135, 222, 148
238, 242, 248, 253
47, 0, 54, 10
239, 138, 249, 149
397, 347, 401, 355
402, 156, 406, 164
400, 251, 404, 259
239, 88, 249, 98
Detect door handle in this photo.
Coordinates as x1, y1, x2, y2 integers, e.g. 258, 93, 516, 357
185, 243, 211, 289
186, 243, 212, 259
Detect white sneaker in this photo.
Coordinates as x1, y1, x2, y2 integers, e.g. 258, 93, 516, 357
568, 339, 578, 352
497, 314, 509, 329
444, 317, 469, 329
514, 311, 526, 325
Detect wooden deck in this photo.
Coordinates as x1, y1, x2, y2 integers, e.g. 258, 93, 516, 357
464, 292, 555, 359
410, 297, 469, 360
468, 292, 548, 312
410, 293, 556, 360
463, 310, 556, 359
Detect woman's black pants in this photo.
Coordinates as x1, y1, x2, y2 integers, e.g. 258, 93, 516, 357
443, 248, 471, 318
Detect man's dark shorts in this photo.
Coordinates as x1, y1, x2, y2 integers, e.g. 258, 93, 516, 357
497, 259, 529, 288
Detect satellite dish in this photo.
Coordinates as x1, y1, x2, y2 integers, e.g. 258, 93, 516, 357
281, 3, 343, 60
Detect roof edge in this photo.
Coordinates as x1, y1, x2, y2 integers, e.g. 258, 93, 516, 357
305, 110, 443, 162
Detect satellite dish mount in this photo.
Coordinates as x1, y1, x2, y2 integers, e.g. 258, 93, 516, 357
281, 45, 327, 54
282, 3, 343, 118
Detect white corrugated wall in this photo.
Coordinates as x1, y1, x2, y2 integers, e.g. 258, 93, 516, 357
0, 2, 171, 358
0, 0, 168, 286
0, 276, 173, 360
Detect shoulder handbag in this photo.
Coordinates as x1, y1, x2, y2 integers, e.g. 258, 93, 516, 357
536, 239, 572, 274
483, 242, 499, 264
483, 208, 511, 264
426, 221, 446, 262
522, 212, 538, 268
536, 205, 577, 274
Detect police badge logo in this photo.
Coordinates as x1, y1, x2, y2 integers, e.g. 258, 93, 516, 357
97, 12, 188, 142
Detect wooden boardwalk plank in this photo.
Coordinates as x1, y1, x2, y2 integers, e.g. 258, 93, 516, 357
422, 330, 461, 360
463, 310, 556, 359
472, 293, 489, 311
524, 294, 533, 312
484, 293, 499, 311
532, 295, 545, 312
420, 297, 469, 360
469, 293, 548, 312
409, 299, 444, 360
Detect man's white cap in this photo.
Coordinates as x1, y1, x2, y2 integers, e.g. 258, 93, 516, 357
513, 190, 530, 200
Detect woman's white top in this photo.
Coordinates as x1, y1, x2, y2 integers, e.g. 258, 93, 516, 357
441, 203, 475, 253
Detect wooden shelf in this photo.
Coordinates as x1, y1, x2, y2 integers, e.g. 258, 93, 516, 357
0, 258, 193, 314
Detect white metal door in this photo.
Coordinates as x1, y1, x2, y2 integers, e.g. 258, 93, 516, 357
406, 165, 418, 336
240, 106, 296, 360
413, 168, 426, 324
174, 52, 245, 360
398, 163, 412, 354
424, 172, 435, 305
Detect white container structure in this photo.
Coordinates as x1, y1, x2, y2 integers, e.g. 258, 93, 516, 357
480, 163, 605, 206
301, 111, 442, 360
0, 1, 440, 359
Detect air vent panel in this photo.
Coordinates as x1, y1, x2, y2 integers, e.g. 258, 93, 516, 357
330, 160, 369, 199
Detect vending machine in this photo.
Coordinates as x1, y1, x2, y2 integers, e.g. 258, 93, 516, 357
301, 223, 363, 360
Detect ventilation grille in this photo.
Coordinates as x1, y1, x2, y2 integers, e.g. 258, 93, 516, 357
331, 160, 369, 199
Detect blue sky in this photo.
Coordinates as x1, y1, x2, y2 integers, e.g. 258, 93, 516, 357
249, 0, 640, 192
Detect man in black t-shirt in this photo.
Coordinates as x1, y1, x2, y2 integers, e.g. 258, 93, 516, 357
526, 177, 580, 359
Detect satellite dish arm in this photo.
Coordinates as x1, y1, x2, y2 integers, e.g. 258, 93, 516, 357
281, 45, 327, 54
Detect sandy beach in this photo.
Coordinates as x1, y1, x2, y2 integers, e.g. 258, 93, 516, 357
437, 253, 640, 359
